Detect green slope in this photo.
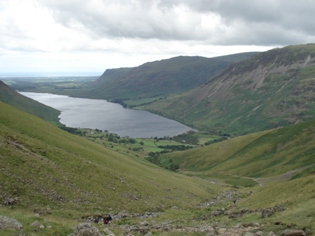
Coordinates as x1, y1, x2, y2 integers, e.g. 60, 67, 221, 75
154, 119, 315, 232
1, 101, 315, 234
145, 44, 315, 135
81, 53, 258, 100
0, 101, 214, 213
0, 80, 61, 125
160, 119, 315, 179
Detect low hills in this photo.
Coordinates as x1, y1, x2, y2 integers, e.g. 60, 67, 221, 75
159, 119, 315, 179
0, 81, 61, 125
82, 52, 258, 100
144, 44, 315, 135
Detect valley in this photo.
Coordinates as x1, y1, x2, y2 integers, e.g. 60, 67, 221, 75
1, 45, 315, 235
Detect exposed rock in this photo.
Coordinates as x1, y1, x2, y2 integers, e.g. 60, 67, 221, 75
3, 196, 19, 205
244, 233, 255, 236
31, 220, 44, 228
205, 232, 218, 236
198, 190, 238, 208
197, 200, 217, 207
0, 215, 23, 230
211, 209, 226, 216
139, 221, 149, 226
243, 222, 260, 228
34, 207, 51, 215
68, 222, 104, 236
267, 232, 277, 236
198, 225, 216, 234
280, 229, 307, 236
262, 205, 285, 218
255, 231, 265, 236
103, 228, 115, 236
262, 209, 275, 218
302, 228, 311, 235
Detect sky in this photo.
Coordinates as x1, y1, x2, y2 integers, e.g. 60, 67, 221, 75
1, 0, 315, 76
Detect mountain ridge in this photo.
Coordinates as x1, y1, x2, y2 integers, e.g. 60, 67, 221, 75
83, 52, 259, 99
1, 46, 315, 234
144, 44, 315, 135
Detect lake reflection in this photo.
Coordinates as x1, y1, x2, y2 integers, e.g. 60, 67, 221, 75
20, 92, 193, 138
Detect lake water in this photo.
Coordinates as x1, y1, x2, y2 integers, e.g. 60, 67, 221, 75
20, 92, 193, 138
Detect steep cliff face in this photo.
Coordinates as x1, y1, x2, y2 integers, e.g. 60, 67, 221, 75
147, 44, 315, 135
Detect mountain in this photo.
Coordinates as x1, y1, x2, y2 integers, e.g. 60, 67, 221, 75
0, 80, 61, 125
83, 52, 258, 100
145, 44, 315, 135
1, 96, 314, 235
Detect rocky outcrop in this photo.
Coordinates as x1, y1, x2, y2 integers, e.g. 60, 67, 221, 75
280, 229, 308, 236
68, 222, 104, 236
262, 205, 285, 218
79, 207, 311, 236
0, 215, 23, 230
208, 204, 286, 219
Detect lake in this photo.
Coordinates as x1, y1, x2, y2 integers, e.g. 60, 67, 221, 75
20, 92, 193, 138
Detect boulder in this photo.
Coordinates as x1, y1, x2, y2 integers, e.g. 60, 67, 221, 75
103, 228, 115, 236
31, 220, 44, 229
280, 229, 307, 236
0, 215, 23, 230
244, 233, 255, 236
267, 232, 277, 236
255, 231, 265, 236
68, 222, 104, 236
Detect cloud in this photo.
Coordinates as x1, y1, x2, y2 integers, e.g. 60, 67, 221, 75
38, 0, 315, 45
1, 0, 315, 74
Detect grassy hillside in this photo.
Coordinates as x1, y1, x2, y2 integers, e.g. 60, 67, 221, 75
0, 101, 219, 235
154, 120, 315, 232
81, 53, 258, 101
0, 80, 61, 125
159, 118, 315, 179
1, 101, 314, 235
145, 44, 315, 135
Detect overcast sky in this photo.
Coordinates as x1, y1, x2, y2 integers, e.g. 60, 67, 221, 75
1, 0, 315, 76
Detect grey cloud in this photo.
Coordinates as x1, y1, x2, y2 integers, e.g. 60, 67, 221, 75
39, 0, 315, 46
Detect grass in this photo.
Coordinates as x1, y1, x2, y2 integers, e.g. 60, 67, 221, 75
0, 81, 61, 126
141, 44, 315, 136
2, 64, 315, 234
160, 118, 315, 180
1, 103, 314, 234
0, 101, 224, 235
235, 175, 315, 231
